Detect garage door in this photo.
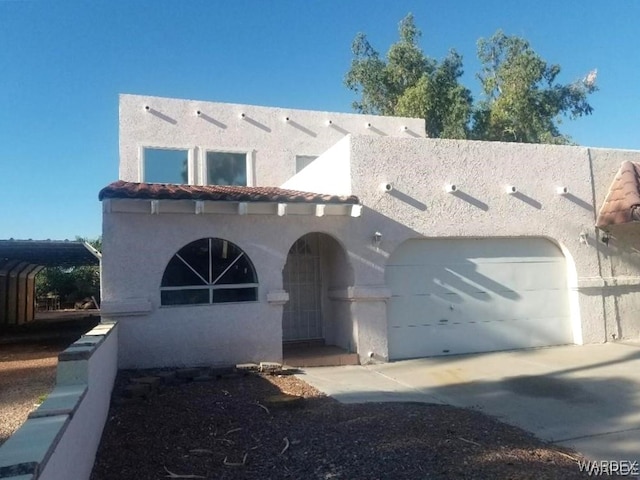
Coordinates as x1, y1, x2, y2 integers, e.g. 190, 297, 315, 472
386, 238, 573, 360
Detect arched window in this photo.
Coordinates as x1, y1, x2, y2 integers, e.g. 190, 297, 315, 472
161, 238, 258, 306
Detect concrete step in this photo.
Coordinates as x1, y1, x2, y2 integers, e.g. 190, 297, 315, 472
283, 345, 359, 367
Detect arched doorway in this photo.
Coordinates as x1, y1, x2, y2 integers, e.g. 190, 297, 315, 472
283, 233, 323, 341
282, 232, 355, 349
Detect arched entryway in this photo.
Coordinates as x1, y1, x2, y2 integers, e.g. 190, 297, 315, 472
283, 233, 323, 341
282, 233, 356, 364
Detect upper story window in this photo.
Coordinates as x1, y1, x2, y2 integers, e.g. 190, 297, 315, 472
143, 147, 190, 184
296, 155, 318, 173
161, 238, 258, 306
206, 151, 248, 186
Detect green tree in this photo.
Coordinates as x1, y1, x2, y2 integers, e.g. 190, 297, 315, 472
345, 16, 597, 144
344, 14, 472, 139
36, 236, 101, 307
472, 30, 597, 144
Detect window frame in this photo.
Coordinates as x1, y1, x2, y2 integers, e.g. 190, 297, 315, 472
160, 238, 259, 307
295, 154, 319, 174
139, 145, 195, 184
200, 148, 255, 187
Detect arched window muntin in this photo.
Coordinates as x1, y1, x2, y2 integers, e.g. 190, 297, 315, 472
160, 238, 258, 306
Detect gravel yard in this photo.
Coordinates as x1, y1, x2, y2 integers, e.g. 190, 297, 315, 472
0, 315, 98, 446
0, 339, 67, 445
91, 369, 588, 480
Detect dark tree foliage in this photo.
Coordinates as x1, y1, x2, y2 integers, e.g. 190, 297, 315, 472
35, 237, 101, 306
345, 15, 597, 144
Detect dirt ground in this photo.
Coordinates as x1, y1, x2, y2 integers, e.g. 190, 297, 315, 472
0, 339, 66, 445
0, 315, 99, 446
92, 369, 588, 480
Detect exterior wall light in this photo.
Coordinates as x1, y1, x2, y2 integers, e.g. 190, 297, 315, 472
556, 186, 569, 195
283, 116, 290, 123
379, 183, 393, 193
372, 231, 382, 249
579, 231, 588, 244
144, 105, 150, 112
365, 122, 372, 129
196, 110, 202, 116
325, 119, 333, 126
238, 112, 246, 119
445, 184, 457, 193
400, 125, 408, 132
506, 185, 518, 194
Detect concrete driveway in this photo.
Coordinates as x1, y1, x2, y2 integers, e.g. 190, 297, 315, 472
298, 343, 640, 463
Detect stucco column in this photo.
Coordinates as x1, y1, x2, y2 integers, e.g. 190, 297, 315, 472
330, 286, 391, 363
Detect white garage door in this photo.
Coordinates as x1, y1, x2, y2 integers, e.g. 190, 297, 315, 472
386, 238, 573, 360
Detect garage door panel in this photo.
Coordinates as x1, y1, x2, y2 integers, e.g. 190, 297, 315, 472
458, 289, 568, 321
389, 239, 563, 266
389, 290, 568, 328
444, 262, 567, 291
389, 315, 573, 359
389, 263, 567, 296
388, 295, 460, 327
386, 238, 573, 360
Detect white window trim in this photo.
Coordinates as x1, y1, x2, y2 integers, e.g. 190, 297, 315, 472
138, 145, 195, 184
200, 148, 255, 187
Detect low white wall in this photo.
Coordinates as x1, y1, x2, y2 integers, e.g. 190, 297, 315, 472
0, 323, 118, 480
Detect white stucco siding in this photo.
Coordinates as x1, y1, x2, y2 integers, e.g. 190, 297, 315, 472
348, 135, 603, 345
119, 94, 424, 187
107, 95, 640, 364
581, 148, 640, 342
101, 210, 362, 367
281, 135, 352, 195
349, 136, 597, 265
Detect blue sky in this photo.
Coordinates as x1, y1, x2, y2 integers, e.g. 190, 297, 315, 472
1, 1, 639, 240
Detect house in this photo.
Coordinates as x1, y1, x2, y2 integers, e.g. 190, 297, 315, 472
99, 93, 640, 368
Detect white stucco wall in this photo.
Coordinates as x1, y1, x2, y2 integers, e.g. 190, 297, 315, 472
119, 94, 425, 187
106, 95, 640, 367
281, 135, 352, 195
347, 135, 608, 348
588, 148, 640, 341
101, 211, 362, 368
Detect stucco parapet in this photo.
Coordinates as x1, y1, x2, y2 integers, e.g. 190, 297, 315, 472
267, 290, 289, 305
329, 286, 391, 302
101, 299, 152, 316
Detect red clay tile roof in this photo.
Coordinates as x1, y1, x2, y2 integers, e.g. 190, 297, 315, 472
596, 161, 640, 229
99, 181, 359, 204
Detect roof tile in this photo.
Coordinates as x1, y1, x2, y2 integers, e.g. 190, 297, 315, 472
596, 161, 640, 229
99, 181, 359, 205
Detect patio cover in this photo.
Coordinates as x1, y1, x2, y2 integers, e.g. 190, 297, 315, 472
0, 240, 101, 268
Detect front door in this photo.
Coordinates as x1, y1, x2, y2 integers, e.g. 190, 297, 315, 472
283, 234, 323, 341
